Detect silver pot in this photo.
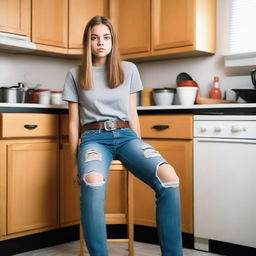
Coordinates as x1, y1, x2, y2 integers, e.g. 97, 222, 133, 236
1, 84, 27, 103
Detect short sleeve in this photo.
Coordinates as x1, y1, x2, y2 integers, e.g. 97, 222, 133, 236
62, 71, 79, 103
130, 64, 143, 94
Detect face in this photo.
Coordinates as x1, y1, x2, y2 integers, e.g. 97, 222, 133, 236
90, 24, 112, 63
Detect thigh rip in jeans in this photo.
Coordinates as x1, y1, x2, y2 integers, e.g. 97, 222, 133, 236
82, 148, 105, 187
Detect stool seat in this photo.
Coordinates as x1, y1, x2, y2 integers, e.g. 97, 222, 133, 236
80, 160, 134, 255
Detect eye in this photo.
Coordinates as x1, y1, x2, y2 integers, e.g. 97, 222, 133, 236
104, 36, 111, 40
91, 36, 97, 41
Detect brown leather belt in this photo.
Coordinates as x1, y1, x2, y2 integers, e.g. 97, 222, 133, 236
81, 120, 130, 132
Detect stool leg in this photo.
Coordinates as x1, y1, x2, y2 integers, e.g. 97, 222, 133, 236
80, 223, 84, 256
127, 172, 134, 256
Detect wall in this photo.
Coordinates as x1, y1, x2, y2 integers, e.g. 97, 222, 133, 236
0, 53, 78, 91
0, 0, 254, 101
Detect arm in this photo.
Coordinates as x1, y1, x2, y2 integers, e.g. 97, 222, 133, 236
68, 102, 80, 185
129, 93, 141, 138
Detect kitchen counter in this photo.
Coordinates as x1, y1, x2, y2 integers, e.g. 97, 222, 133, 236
0, 103, 68, 113
0, 102, 256, 114
137, 103, 256, 115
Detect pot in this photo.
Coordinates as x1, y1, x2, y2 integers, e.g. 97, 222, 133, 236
1, 83, 27, 103
232, 89, 256, 103
152, 88, 176, 105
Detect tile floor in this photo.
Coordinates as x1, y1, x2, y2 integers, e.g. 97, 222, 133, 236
14, 240, 222, 256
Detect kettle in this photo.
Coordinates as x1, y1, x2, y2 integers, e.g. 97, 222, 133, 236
251, 69, 256, 87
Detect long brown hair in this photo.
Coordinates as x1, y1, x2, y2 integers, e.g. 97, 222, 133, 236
79, 16, 124, 90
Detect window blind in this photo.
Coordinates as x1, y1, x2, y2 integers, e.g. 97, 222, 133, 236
229, 0, 256, 54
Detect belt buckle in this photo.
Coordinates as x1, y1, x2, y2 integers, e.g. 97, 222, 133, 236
104, 120, 116, 131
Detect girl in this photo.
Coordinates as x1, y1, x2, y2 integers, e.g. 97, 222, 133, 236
63, 16, 182, 256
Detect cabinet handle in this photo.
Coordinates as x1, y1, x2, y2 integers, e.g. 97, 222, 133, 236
24, 124, 38, 130
152, 125, 169, 130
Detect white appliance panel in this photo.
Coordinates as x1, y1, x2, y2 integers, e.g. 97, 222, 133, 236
194, 138, 256, 248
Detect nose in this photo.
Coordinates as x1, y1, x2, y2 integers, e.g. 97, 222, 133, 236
97, 37, 104, 46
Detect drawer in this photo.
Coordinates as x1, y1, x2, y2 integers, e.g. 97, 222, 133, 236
0, 114, 58, 138
139, 114, 193, 139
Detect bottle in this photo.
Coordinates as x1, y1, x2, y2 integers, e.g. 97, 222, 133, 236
209, 76, 222, 99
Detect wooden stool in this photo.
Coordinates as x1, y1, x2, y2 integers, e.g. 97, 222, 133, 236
80, 160, 134, 256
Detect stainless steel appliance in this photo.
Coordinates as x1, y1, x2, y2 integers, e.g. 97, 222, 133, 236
193, 115, 256, 250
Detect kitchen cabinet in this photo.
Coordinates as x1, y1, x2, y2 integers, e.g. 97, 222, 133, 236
32, 0, 68, 52
152, 0, 193, 51
0, 113, 59, 239
113, 0, 216, 61
109, 0, 151, 55
69, 0, 108, 51
32, 0, 108, 54
0, 0, 31, 37
134, 114, 193, 234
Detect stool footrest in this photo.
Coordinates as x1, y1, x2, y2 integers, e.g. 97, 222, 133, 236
107, 238, 129, 243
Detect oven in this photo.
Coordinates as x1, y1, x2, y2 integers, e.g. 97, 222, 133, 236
193, 115, 256, 250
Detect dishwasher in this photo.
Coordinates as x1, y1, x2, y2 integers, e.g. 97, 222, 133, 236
193, 115, 256, 250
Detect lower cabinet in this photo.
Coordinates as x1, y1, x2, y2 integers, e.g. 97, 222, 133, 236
1, 139, 59, 236
0, 112, 193, 242
0, 113, 59, 240
135, 114, 193, 234
133, 139, 193, 233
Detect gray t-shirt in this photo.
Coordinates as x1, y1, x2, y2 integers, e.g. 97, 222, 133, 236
63, 61, 143, 125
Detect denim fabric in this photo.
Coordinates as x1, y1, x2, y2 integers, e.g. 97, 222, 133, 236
77, 128, 183, 256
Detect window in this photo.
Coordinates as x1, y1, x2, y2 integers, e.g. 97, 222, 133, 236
224, 0, 256, 67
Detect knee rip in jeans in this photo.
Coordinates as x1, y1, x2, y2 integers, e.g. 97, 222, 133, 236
85, 149, 102, 162
140, 144, 161, 158
83, 171, 105, 187
156, 162, 179, 188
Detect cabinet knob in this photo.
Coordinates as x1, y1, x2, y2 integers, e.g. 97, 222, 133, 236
152, 125, 169, 130
24, 124, 38, 130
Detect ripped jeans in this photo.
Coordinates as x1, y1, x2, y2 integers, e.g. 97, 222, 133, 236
77, 128, 183, 256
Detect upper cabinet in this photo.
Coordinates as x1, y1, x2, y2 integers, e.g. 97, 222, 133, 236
31, 0, 108, 54
117, 0, 216, 61
69, 0, 108, 50
109, 0, 151, 55
0, 0, 31, 37
152, 0, 194, 51
0, 0, 216, 61
32, 0, 68, 50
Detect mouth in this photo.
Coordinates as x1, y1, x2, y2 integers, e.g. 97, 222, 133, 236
97, 48, 106, 52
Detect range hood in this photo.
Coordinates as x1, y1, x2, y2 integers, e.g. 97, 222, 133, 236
0, 32, 36, 53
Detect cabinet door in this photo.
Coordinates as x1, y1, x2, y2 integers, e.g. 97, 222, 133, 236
110, 0, 151, 55
32, 0, 68, 47
134, 139, 193, 234
60, 142, 80, 226
0, 0, 30, 36
152, 0, 194, 51
69, 0, 108, 49
7, 141, 58, 234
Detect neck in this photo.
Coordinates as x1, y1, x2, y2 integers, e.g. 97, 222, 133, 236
93, 57, 107, 67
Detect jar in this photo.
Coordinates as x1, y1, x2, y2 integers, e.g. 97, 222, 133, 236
36, 89, 51, 104
50, 91, 63, 105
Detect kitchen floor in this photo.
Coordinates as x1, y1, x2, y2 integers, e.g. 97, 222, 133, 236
14, 240, 221, 256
